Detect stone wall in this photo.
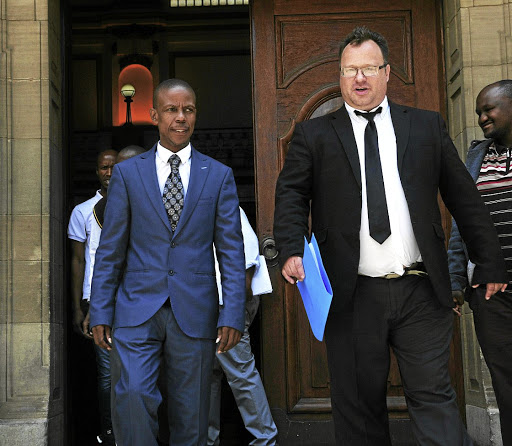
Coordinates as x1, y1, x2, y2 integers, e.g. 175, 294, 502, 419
0, 0, 65, 445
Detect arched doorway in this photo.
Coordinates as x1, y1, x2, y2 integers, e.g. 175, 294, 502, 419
68, 2, 254, 444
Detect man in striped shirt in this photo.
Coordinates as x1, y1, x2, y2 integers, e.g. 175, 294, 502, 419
448, 80, 512, 445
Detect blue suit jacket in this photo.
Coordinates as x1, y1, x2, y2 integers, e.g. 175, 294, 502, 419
89, 145, 246, 339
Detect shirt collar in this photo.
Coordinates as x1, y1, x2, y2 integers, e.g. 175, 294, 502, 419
489, 140, 509, 155
156, 141, 192, 165
346, 96, 389, 121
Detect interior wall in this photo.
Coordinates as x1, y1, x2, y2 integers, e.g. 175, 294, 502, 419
175, 55, 252, 129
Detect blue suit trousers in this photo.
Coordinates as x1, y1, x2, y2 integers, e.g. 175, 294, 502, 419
111, 303, 216, 446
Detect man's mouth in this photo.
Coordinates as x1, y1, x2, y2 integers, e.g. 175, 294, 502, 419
172, 128, 188, 134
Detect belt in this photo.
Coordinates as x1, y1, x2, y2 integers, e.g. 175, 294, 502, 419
361, 262, 428, 280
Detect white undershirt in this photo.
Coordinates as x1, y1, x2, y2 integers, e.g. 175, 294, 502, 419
156, 141, 191, 196
345, 97, 421, 276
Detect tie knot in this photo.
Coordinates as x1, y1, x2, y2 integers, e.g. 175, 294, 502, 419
355, 107, 382, 122
169, 154, 180, 166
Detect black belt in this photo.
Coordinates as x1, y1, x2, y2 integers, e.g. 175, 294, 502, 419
361, 262, 428, 280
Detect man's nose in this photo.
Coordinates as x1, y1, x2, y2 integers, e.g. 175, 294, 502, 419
106, 167, 113, 176
176, 109, 186, 120
354, 69, 366, 81
478, 113, 488, 126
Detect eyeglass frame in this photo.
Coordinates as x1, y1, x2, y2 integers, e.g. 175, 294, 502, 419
339, 64, 388, 78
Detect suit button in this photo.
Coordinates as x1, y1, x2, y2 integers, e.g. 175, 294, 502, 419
171, 242, 176, 248
168, 270, 175, 276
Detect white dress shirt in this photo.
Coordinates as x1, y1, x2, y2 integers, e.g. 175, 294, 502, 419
156, 141, 191, 196
345, 97, 421, 277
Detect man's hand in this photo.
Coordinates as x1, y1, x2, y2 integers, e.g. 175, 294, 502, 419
452, 290, 464, 316
472, 282, 508, 300
92, 324, 112, 351
72, 308, 86, 336
282, 256, 305, 284
82, 310, 93, 340
216, 326, 242, 354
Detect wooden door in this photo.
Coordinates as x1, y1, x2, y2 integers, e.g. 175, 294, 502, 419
251, 1, 462, 444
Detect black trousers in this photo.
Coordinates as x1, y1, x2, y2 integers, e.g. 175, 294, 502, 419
324, 275, 472, 446
470, 289, 512, 445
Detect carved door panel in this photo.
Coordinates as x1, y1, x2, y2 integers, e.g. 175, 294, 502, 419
251, 0, 462, 440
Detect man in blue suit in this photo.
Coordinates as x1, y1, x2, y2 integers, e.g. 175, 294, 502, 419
90, 78, 246, 446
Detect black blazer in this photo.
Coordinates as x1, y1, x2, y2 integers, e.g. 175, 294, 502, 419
274, 102, 507, 312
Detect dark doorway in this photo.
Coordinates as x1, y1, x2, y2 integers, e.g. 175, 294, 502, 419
66, 2, 254, 444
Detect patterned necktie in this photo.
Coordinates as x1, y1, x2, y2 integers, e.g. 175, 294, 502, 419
355, 107, 391, 244
162, 154, 184, 232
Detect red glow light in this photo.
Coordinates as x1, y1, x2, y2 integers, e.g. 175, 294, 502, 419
117, 64, 153, 125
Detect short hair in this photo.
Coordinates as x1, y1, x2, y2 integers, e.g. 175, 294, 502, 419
152, 79, 196, 108
338, 26, 389, 66
482, 80, 512, 100
96, 149, 117, 166
117, 145, 146, 163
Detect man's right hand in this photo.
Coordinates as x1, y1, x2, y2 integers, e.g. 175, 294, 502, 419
92, 324, 112, 351
72, 308, 86, 336
282, 256, 305, 284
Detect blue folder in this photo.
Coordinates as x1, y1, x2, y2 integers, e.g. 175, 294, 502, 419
296, 234, 333, 341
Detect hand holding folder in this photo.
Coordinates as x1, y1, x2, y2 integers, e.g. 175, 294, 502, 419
296, 234, 333, 341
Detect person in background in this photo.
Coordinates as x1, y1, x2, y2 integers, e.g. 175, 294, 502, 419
274, 26, 507, 445
448, 80, 512, 445
208, 207, 278, 446
68, 149, 117, 446
93, 145, 146, 228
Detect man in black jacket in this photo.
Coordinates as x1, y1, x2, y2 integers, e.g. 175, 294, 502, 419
274, 27, 507, 445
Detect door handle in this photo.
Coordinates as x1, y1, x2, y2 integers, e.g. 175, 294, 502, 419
261, 236, 279, 267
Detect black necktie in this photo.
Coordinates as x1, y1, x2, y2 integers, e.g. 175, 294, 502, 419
355, 107, 391, 244
162, 154, 184, 232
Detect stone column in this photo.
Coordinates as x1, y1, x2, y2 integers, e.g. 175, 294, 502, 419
0, 0, 65, 445
443, 0, 512, 444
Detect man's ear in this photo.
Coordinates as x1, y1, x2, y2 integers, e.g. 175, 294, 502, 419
149, 108, 157, 123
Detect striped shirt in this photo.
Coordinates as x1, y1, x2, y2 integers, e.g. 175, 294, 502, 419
476, 141, 512, 291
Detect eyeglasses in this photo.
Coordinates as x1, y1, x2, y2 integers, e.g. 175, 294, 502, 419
340, 64, 387, 78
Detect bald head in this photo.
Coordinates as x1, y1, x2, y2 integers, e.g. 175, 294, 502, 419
476, 80, 512, 147
117, 145, 146, 163
479, 80, 512, 101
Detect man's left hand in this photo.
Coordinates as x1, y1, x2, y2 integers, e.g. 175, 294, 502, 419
216, 326, 242, 353
472, 282, 508, 300
452, 290, 464, 316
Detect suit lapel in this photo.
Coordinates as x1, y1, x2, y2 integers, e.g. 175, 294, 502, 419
136, 146, 173, 232
173, 147, 210, 237
331, 105, 361, 188
389, 101, 410, 175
